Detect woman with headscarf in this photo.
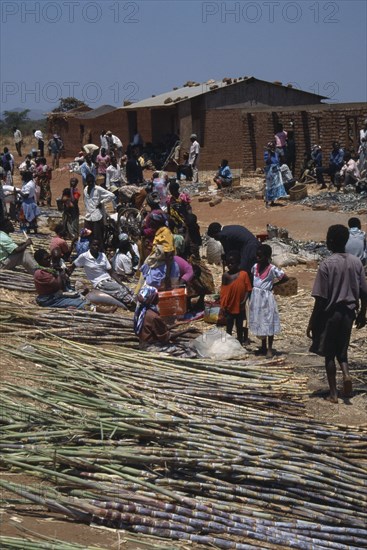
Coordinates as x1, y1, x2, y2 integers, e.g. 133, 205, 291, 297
134, 286, 169, 346
140, 211, 179, 290
134, 285, 197, 356
166, 181, 191, 230
264, 141, 287, 208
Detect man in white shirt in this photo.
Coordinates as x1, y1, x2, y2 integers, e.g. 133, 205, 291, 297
83, 173, 115, 243
33, 129, 44, 157
111, 234, 139, 279
83, 143, 99, 161
112, 134, 123, 160
106, 157, 122, 189
70, 239, 135, 309
189, 134, 200, 183
106, 131, 123, 160
100, 130, 109, 153
13, 127, 23, 157
19, 155, 36, 174
80, 155, 97, 186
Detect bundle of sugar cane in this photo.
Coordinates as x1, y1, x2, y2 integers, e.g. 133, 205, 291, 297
2, 339, 310, 411
0, 302, 198, 347
0, 536, 106, 550
0, 271, 35, 292
0, 301, 137, 345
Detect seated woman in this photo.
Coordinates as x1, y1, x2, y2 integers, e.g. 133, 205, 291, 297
213, 159, 233, 189
134, 285, 197, 357
34, 248, 85, 309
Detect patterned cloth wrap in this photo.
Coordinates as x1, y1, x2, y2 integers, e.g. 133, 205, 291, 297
134, 285, 159, 335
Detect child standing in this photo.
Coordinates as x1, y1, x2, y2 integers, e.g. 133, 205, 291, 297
249, 244, 288, 358
220, 251, 252, 344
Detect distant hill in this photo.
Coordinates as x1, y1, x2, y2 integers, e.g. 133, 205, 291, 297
1, 107, 47, 121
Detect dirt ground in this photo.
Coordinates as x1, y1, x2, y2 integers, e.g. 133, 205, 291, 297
1, 154, 367, 549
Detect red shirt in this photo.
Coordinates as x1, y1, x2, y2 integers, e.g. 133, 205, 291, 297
220, 271, 252, 314
50, 236, 69, 256
34, 270, 62, 295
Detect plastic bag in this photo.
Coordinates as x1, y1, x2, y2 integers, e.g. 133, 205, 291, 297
206, 237, 224, 265
267, 239, 298, 267
192, 327, 245, 360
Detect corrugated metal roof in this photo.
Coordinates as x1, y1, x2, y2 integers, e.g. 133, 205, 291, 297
77, 105, 117, 119
123, 77, 326, 109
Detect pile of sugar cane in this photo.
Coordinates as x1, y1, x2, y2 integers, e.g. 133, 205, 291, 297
1, 338, 366, 549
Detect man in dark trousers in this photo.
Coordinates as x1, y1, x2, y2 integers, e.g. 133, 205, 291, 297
126, 146, 143, 184
207, 222, 260, 277
307, 224, 367, 403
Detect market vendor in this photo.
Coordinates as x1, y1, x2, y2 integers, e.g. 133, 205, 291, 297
140, 211, 179, 290
33, 248, 86, 309
134, 285, 197, 357
69, 239, 135, 310
0, 218, 37, 274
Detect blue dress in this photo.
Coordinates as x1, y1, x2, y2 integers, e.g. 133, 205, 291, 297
264, 152, 287, 203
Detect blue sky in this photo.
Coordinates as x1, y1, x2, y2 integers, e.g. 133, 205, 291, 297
1, 0, 366, 113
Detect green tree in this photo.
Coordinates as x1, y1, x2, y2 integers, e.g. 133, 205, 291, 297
2, 109, 30, 128
52, 97, 89, 113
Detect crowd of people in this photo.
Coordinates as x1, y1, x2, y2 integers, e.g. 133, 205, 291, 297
0, 123, 366, 403
298, 122, 367, 193
263, 121, 367, 208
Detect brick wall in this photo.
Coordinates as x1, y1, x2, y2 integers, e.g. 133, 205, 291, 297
197, 103, 366, 174
48, 110, 130, 156
136, 109, 152, 144
199, 110, 244, 169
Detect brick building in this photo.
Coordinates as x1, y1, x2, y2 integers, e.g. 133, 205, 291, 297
201, 102, 367, 174
47, 77, 366, 174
